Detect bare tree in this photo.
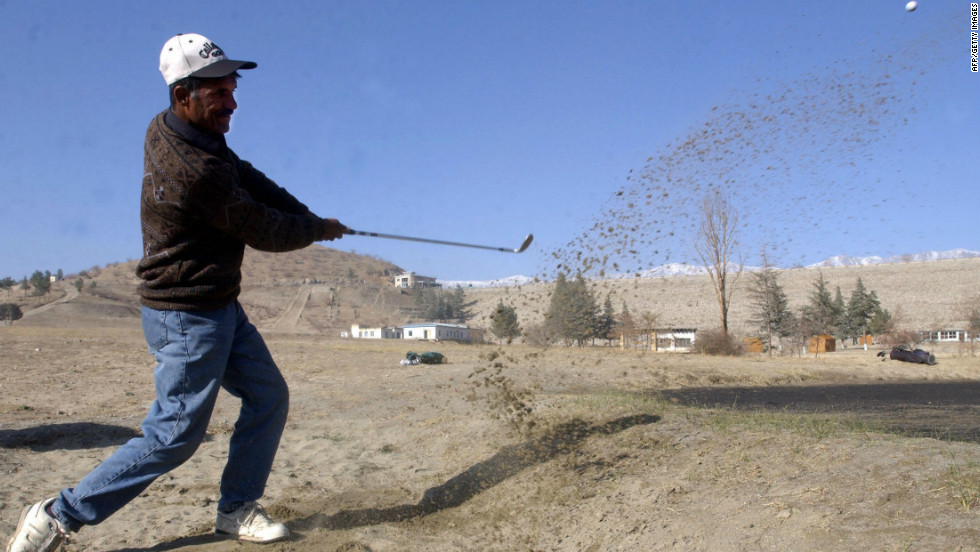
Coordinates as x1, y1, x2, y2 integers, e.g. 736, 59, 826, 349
693, 191, 743, 337
960, 295, 979, 356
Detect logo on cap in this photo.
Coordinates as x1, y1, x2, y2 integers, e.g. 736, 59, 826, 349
199, 42, 225, 59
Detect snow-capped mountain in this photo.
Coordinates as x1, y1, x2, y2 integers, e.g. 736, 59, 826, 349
437, 274, 537, 288
806, 255, 884, 268
634, 263, 708, 278
806, 248, 979, 268
439, 249, 979, 288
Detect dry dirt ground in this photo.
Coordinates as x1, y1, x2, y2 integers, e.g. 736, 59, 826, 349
1, 327, 978, 552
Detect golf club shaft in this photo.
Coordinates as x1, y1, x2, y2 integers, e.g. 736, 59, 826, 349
347, 229, 532, 253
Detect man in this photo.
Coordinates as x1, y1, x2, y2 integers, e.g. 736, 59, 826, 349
7, 33, 347, 552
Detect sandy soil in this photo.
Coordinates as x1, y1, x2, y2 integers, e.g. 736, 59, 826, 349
1, 327, 978, 551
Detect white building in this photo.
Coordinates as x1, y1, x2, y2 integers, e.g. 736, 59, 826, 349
347, 323, 477, 342
349, 324, 403, 339
394, 272, 441, 289
401, 323, 471, 342
922, 329, 973, 342
653, 328, 697, 352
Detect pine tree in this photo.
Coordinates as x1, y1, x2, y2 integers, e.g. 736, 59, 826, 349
413, 287, 443, 320
847, 278, 881, 340
869, 306, 893, 336
545, 272, 597, 346
566, 274, 597, 346
801, 273, 838, 335
447, 285, 470, 322
595, 294, 616, 345
832, 286, 850, 340
746, 253, 792, 356
544, 272, 570, 344
414, 285, 471, 323
489, 302, 521, 344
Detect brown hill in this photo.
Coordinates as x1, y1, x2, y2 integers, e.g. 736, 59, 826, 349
14, 245, 415, 333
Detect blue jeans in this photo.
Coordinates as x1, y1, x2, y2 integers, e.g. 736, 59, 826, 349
52, 302, 289, 531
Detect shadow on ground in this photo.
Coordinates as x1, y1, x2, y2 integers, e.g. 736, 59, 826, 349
293, 413, 660, 533
0, 422, 141, 451
103, 414, 660, 551
653, 380, 980, 443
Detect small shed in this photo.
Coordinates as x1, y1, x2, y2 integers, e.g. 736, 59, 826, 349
743, 337, 764, 354
808, 334, 836, 353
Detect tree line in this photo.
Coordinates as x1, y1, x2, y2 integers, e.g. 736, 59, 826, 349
411, 285, 471, 324
489, 271, 660, 348
0, 268, 94, 325
746, 255, 893, 355
485, 267, 898, 354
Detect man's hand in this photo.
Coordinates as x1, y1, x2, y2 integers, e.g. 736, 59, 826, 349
321, 218, 349, 241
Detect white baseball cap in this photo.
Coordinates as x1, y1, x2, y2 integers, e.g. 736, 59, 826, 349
159, 33, 256, 85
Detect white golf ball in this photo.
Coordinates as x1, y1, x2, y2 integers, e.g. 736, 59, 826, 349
905, 1, 917, 11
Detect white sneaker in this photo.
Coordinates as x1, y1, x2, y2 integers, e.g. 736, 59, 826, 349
214, 502, 289, 543
6, 498, 70, 552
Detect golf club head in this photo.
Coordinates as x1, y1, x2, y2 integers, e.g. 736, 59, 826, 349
516, 234, 534, 253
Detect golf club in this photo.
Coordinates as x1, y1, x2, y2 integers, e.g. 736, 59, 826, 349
347, 229, 533, 254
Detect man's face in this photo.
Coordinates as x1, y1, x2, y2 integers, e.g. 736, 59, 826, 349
184, 75, 239, 135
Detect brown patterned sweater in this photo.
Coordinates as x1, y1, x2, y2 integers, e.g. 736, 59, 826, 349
137, 110, 329, 310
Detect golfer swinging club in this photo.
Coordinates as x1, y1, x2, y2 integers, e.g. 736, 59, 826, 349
7, 33, 347, 552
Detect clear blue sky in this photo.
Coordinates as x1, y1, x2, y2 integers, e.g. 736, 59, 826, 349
1, 1, 976, 282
